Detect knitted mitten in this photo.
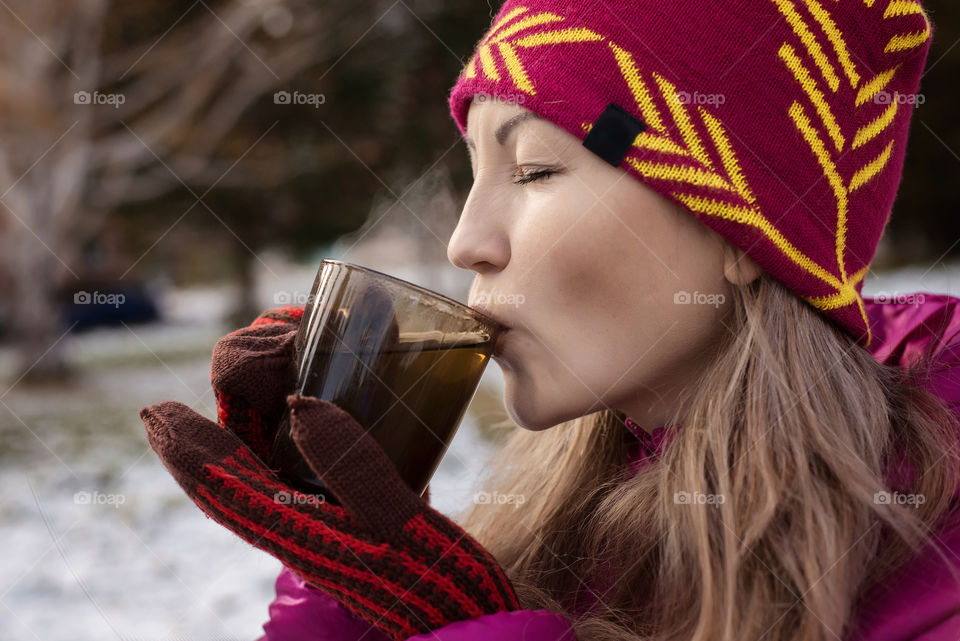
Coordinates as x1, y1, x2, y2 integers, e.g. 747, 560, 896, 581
139, 307, 513, 639
210, 306, 302, 462
140, 394, 520, 640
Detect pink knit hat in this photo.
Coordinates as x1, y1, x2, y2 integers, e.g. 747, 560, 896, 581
447, 0, 933, 349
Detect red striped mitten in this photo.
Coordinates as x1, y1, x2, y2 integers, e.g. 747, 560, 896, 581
209, 305, 303, 463
139, 392, 519, 641
206, 305, 430, 504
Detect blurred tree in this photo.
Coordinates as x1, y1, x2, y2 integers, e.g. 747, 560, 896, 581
0, 0, 491, 380
102, 0, 494, 329
0, 0, 336, 378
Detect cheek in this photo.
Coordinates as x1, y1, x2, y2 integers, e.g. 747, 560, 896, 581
529, 192, 684, 342
508, 195, 666, 401
508, 185, 731, 415
519, 197, 626, 327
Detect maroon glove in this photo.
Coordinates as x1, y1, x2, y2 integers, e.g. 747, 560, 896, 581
208, 306, 303, 463
139, 307, 519, 640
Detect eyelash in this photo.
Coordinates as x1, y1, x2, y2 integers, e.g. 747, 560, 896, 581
512, 168, 556, 185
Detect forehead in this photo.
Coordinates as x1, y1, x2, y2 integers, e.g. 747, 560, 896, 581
465, 100, 538, 140
468, 105, 571, 160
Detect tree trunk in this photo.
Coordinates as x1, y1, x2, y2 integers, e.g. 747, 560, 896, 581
11, 213, 73, 383
228, 242, 260, 329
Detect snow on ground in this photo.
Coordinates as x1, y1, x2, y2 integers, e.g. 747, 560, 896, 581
861, 261, 960, 299
0, 250, 497, 641
1, 252, 957, 640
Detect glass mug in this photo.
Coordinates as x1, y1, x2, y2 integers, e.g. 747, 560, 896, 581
267, 259, 505, 505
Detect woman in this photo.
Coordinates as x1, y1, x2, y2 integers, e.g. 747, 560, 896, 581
140, 1, 960, 640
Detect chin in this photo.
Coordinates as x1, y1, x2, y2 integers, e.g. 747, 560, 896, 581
510, 413, 553, 431
503, 388, 544, 431
503, 386, 576, 431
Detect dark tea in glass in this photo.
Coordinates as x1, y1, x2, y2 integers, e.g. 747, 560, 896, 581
268, 260, 504, 504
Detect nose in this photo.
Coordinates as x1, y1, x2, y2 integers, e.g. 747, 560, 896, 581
446, 183, 510, 274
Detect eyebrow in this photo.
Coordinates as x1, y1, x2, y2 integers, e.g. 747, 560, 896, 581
465, 111, 542, 150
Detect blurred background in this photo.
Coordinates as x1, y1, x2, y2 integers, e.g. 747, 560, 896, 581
0, 0, 957, 639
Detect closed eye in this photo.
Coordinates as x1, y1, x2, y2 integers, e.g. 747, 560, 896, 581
512, 168, 557, 185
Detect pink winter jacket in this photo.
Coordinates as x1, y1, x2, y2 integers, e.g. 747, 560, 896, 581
255, 292, 960, 641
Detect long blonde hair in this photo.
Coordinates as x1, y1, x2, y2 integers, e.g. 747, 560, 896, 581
455, 273, 960, 641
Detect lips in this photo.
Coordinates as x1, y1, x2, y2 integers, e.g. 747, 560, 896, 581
469, 303, 512, 358
468, 304, 511, 331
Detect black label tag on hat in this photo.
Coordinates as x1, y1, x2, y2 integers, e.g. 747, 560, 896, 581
582, 102, 646, 167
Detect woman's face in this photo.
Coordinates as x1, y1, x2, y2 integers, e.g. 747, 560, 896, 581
448, 100, 752, 432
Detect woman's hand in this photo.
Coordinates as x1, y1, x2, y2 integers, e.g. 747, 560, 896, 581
138, 309, 520, 640
207, 312, 301, 463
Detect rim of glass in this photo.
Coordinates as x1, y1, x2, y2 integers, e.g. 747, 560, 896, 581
320, 259, 506, 332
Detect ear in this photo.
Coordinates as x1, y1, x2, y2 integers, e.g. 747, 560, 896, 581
722, 242, 763, 286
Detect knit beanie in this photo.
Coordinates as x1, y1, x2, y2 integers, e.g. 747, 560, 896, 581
447, 0, 933, 349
